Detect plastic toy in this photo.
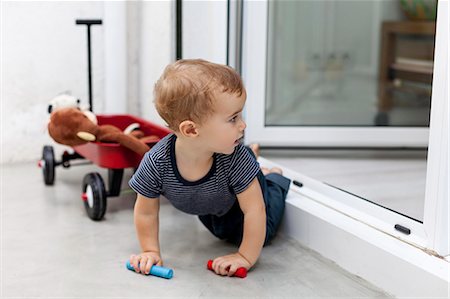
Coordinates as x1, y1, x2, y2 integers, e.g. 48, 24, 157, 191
207, 260, 247, 278
39, 19, 171, 221
126, 261, 173, 279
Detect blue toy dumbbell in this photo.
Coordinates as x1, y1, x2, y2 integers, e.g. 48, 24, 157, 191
126, 260, 173, 279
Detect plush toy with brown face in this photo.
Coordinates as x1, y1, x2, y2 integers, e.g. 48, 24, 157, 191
48, 108, 150, 156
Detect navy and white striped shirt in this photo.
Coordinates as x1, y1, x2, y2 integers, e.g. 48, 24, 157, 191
129, 133, 260, 216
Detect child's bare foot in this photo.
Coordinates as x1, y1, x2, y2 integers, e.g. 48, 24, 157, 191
269, 167, 283, 175
261, 166, 283, 176
249, 143, 260, 158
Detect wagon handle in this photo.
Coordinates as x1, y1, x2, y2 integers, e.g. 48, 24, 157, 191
76, 19, 102, 112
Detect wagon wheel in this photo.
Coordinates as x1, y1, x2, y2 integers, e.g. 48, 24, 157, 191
41, 145, 55, 185
82, 172, 107, 221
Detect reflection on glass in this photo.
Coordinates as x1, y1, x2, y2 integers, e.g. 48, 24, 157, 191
265, 0, 436, 221
265, 149, 427, 221
266, 0, 435, 127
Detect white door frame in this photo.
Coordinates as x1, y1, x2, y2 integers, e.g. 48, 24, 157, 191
423, 0, 449, 256
241, 0, 449, 256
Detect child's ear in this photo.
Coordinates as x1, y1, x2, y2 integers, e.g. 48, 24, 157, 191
179, 120, 198, 137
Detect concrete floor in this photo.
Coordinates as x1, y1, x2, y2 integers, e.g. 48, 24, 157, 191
2, 161, 392, 298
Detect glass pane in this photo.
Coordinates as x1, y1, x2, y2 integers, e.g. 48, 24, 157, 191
265, 0, 437, 221
266, 0, 435, 127
263, 148, 427, 221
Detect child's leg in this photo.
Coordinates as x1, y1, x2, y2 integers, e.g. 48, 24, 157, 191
261, 172, 290, 243
198, 201, 244, 245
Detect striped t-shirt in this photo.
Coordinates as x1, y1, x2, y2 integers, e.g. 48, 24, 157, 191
129, 133, 260, 216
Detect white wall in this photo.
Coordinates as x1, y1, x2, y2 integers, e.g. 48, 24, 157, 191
104, 1, 126, 114
1, 2, 105, 163
1, 1, 173, 164
182, 0, 228, 64
139, 1, 175, 125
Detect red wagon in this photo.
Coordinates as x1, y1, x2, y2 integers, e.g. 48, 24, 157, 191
40, 114, 170, 220
39, 19, 170, 220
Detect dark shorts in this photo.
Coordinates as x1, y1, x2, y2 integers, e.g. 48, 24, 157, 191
198, 149, 291, 246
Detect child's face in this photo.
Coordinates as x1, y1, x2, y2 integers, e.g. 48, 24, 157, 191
197, 91, 247, 155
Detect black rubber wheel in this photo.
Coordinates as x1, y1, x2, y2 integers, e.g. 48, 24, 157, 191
42, 145, 55, 185
82, 172, 107, 221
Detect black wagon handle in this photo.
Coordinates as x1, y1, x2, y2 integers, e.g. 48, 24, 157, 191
76, 19, 102, 112
76, 19, 102, 25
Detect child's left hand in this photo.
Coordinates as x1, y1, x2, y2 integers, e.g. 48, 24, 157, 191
211, 252, 252, 276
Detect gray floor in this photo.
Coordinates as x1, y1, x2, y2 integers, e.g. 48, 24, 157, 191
2, 161, 392, 298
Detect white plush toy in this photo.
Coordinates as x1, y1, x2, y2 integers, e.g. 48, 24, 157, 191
48, 94, 97, 125
48, 94, 80, 112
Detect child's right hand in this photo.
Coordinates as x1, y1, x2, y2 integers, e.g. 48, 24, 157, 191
129, 252, 162, 275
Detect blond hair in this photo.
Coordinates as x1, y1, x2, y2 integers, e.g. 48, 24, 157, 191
154, 59, 244, 131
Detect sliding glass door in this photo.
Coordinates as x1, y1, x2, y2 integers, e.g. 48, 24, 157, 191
241, 0, 448, 256
244, 0, 433, 147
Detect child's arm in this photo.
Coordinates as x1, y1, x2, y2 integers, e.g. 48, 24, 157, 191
130, 193, 162, 275
237, 177, 266, 264
211, 178, 266, 276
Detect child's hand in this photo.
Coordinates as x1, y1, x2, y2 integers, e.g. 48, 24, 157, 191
211, 252, 252, 276
129, 252, 162, 275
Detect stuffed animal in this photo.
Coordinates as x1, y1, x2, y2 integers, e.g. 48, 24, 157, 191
48, 108, 150, 156
49, 93, 98, 125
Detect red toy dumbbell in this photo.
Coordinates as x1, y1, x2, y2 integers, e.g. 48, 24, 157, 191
207, 260, 247, 278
